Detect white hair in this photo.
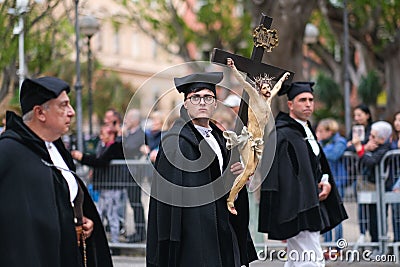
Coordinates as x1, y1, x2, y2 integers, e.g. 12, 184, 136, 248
127, 109, 141, 122
371, 121, 392, 141
22, 102, 50, 122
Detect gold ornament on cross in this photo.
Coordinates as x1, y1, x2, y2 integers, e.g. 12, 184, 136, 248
253, 25, 279, 52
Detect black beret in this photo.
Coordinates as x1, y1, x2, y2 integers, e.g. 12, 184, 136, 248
278, 81, 314, 100
174, 72, 223, 97
20, 77, 70, 115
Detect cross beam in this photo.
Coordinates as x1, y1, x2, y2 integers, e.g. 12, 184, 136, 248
211, 14, 294, 130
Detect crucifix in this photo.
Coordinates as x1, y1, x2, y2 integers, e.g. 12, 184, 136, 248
211, 14, 295, 215
211, 14, 294, 132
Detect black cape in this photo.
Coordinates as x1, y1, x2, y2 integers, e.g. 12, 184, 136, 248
146, 107, 257, 267
0, 111, 113, 267
258, 112, 348, 240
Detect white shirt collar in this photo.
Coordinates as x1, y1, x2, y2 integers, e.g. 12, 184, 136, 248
294, 118, 308, 128
293, 119, 320, 156
194, 125, 213, 138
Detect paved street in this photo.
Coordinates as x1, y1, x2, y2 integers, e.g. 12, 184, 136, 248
110, 191, 399, 267
112, 256, 398, 267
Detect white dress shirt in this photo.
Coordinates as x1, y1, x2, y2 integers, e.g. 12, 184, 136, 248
45, 141, 78, 202
194, 125, 223, 174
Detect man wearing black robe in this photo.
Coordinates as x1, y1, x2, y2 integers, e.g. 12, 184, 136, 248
146, 72, 257, 267
258, 82, 348, 266
0, 77, 112, 267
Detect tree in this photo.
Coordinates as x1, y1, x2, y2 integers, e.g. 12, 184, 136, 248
358, 70, 381, 107
92, 71, 133, 117
0, 0, 75, 112
113, 0, 400, 121
313, 72, 343, 121
114, 0, 252, 71
114, 0, 318, 114
312, 0, 400, 118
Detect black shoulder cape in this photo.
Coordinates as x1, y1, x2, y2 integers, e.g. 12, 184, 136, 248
258, 112, 348, 240
0, 111, 113, 267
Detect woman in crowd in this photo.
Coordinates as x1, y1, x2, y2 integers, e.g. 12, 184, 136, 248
390, 111, 400, 242
316, 118, 347, 243
347, 104, 373, 150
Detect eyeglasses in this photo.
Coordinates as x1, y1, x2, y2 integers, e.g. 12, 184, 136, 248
186, 95, 215, 105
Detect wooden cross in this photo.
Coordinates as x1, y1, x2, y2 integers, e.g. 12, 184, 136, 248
211, 14, 295, 132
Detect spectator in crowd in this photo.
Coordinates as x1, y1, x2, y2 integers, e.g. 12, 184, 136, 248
101, 108, 126, 235
146, 72, 257, 267
258, 82, 347, 267
347, 104, 373, 150
72, 125, 125, 245
394, 178, 400, 193
0, 116, 5, 134
390, 111, 400, 150
352, 120, 392, 250
123, 109, 146, 159
122, 108, 147, 243
345, 104, 374, 244
104, 108, 123, 140
390, 111, 400, 242
141, 111, 164, 163
0, 77, 112, 266
316, 118, 347, 243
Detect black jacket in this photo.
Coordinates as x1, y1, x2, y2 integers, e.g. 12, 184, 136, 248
258, 112, 348, 240
0, 111, 113, 267
359, 142, 391, 186
80, 141, 129, 190
146, 107, 257, 267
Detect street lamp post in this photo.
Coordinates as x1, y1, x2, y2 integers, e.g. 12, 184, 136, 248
303, 23, 319, 81
79, 15, 100, 137
74, 0, 83, 152
343, 0, 351, 135
9, 0, 28, 90
8, 0, 44, 90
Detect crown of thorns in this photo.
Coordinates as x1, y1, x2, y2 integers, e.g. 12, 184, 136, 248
253, 74, 274, 90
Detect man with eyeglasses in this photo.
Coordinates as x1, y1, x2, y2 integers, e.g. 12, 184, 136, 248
146, 72, 257, 267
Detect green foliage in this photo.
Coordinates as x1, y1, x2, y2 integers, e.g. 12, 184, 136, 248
314, 72, 342, 106
308, 0, 400, 118
309, 10, 336, 54
346, 0, 400, 52
115, 0, 253, 60
0, 0, 75, 107
310, 0, 400, 65
25, 13, 74, 75
8, 88, 21, 113
313, 72, 344, 122
313, 107, 343, 123
357, 70, 382, 106
92, 72, 134, 118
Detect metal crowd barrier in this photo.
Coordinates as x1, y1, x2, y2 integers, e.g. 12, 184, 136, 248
252, 150, 400, 263
84, 152, 400, 262
379, 150, 400, 262
86, 159, 153, 249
